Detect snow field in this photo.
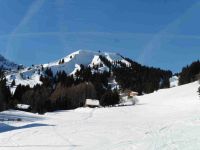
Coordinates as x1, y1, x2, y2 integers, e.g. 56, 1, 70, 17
0, 81, 199, 150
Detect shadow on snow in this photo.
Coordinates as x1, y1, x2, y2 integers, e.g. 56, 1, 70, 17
0, 123, 54, 133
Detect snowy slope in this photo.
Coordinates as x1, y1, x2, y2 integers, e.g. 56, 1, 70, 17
6, 50, 129, 92
0, 81, 199, 150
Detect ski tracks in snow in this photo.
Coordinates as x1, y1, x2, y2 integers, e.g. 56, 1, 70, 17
48, 108, 96, 150
83, 108, 96, 121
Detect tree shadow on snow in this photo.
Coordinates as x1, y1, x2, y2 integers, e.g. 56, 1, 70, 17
0, 123, 54, 133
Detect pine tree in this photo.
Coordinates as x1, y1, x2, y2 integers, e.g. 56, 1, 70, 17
13, 84, 30, 103
179, 60, 200, 85
0, 70, 11, 111
11, 79, 15, 87
45, 68, 53, 77
58, 59, 65, 64
100, 90, 119, 106
62, 59, 65, 64
41, 65, 44, 71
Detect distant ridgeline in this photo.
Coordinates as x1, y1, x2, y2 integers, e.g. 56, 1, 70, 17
0, 50, 174, 113
0, 54, 20, 72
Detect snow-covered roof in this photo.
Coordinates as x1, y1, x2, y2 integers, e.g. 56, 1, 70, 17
16, 104, 31, 110
85, 99, 100, 106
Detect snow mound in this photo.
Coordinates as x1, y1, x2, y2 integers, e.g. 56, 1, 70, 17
170, 76, 179, 87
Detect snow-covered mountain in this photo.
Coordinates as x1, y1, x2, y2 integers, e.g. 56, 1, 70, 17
42, 50, 130, 74
6, 50, 131, 93
0, 54, 19, 71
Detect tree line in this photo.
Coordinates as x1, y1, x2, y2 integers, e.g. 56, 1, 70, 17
0, 56, 176, 113
0, 69, 11, 111
99, 56, 172, 94
176, 60, 200, 97
178, 60, 200, 85
0, 66, 120, 114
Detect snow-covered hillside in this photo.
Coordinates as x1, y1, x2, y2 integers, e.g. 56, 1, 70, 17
6, 50, 130, 92
0, 81, 199, 150
0, 55, 19, 72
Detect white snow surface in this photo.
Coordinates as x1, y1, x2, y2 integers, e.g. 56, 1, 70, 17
85, 99, 100, 106
6, 50, 127, 92
41, 50, 126, 74
170, 76, 179, 87
0, 81, 200, 150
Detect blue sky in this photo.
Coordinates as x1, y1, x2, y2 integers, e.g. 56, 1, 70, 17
0, 0, 199, 72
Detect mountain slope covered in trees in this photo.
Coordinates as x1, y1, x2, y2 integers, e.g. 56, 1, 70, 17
179, 60, 200, 85
0, 50, 199, 114
6, 50, 172, 93
0, 50, 174, 113
6, 50, 129, 92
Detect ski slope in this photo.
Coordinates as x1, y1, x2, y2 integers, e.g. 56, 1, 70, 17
0, 81, 200, 150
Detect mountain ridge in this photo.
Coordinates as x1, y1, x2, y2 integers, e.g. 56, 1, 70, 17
0, 54, 19, 71
4, 50, 172, 94
5, 50, 132, 93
